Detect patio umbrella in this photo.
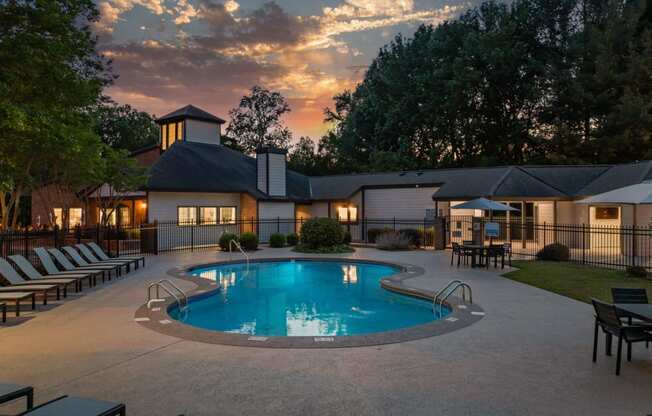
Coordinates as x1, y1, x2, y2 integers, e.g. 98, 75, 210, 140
451, 198, 519, 244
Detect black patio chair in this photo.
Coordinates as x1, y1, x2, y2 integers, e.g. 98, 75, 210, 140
502, 243, 512, 267
484, 245, 504, 269
612, 288, 650, 347
452, 242, 474, 267
451, 242, 461, 266
591, 298, 652, 375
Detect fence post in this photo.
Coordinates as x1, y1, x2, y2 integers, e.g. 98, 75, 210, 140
96, 223, 100, 245
191, 223, 194, 252
24, 228, 29, 259
54, 225, 59, 248
631, 225, 637, 268
277, 217, 280, 233
582, 224, 586, 265
76, 225, 81, 244
543, 222, 546, 248
393, 217, 396, 231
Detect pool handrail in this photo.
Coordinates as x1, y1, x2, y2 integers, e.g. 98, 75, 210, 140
228, 239, 250, 269
433, 281, 472, 315
147, 279, 188, 310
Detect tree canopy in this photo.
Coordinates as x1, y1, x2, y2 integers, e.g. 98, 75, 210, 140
91, 100, 159, 151
311, 0, 652, 174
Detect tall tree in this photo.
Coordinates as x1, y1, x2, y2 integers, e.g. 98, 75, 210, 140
226, 85, 292, 154
92, 100, 159, 151
0, 0, 112, 228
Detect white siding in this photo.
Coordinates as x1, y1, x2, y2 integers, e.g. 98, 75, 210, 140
536, 202, 554, 247
258, 202, 295, 242
257, 155, 267, 193
267, 153, 286, 196
364, 187, 438, 220
185, 119, 221, 145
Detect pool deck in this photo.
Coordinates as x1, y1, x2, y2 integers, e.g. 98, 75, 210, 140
1, 247, 651, 415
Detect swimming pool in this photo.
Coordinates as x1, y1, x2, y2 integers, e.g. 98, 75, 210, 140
168, 260, 450, 337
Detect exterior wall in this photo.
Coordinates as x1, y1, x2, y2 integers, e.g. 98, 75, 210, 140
258, 201, 295, 242
148, 192, 240, 222
185, 119, 220, 145
31, 184, 84, 227
308, 202, 329, 218
557, 201, 588, 225
267, 153, 286, 196
364, 187, 438, 219
239, 193, 257, 233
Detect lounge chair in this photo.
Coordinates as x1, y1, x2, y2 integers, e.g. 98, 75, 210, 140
75, 244, 135, 273
0, 382, 33, 410
0, 292, 36, 316
9, 255, 93, 292
45, 248, 113, 282
591, 298, 652, 375
60, 246, 123, 277
0, 258, 64, 303
1, 302, 5, 322
33, 248, 100, 286
87, 242, 145, 268
18, 395, 125, 415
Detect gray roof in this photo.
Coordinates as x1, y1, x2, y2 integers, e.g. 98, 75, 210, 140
145, 141, 652, 202
157, 105, 226, 124
145, 141, 310, 200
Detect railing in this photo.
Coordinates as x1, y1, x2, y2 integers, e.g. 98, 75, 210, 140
147, 279, 188, 310
434, 280, 472, 315
228, 238, 249, 268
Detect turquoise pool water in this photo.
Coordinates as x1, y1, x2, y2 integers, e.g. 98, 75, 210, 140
169, 260, 449, 336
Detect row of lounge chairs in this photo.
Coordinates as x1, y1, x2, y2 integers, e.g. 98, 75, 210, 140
0, 382, 125, 415
0, 242, 145, 321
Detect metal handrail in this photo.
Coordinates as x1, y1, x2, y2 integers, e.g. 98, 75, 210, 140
433, 280, 462, 308
434, 281, 472, 315
229, 239, 250, 268
147, 279, 188, 310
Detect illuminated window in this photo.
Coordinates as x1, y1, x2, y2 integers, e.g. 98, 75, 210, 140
99, 208, 117, 226
53, 208, 63, 228
119, 206, 130, 226
595, 207, 619, 220
68, 208, 82, 228
177, 121, 184, 141
199, 207, 217, 225
169, 122, 177, 143
161, 124, 168, 150
337, 206, 358, 223
219, 207, 236, 224
178, 206, 196, 225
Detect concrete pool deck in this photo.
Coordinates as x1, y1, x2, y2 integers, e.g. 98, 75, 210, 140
1, 247, 651, 415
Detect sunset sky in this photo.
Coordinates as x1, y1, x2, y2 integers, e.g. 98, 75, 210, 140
97, 0, 474, 139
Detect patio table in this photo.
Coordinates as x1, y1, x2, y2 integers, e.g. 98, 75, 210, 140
460, 244, 485, 268
614, 303, 652, 323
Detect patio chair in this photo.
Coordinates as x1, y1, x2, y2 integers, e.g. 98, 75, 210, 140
75, 244, 136, 273
17, 395, 125, 416
612, 288, 650, 346
33, 248, 100, 286
0, 258, 62, 304
484, 245, 504, 269
46, 248, 114, 282
9, 255, 91, 293
61, 246, 124, 277
0, 292, 36, 317
503, 243, 512, 267
591, 298, 652, 375
87, 242, 145, 268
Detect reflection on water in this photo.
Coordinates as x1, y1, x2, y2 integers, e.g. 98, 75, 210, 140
173, 261, 448, 336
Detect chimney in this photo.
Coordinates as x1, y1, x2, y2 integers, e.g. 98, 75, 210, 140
257, 147, 287, 196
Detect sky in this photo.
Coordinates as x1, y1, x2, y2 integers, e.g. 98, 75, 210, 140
96, 0, 474, 139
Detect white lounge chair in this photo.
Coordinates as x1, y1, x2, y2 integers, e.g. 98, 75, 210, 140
8, 255, 92, 292
87, 242, 145, 268
0, 258, 62, 304
33, 248, 101, 286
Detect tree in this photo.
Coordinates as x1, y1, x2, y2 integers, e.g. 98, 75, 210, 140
226, 85, 292, 154
0, 0, 111, 229
92, 100, 159, 151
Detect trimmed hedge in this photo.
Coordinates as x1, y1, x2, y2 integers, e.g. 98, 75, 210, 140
300, 218, 344, 248
536, 243, 569, 261
239, 232, 259, 251
269, 233, 286, 248
286, 233, 299, 246
343, 231, 352, 245
219, 233, 239, 251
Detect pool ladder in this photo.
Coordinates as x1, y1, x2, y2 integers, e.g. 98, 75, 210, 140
147, 279, 188, 311
433, 280, 472, 315
229, 239, 250, 270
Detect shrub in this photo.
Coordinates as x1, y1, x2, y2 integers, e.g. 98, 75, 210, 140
294, 244, 355, 254
343, 231, 352, 245
269, 233, 286, 248
367, 227, 392, 243
286, 233, 299, 246
219, 233, 239, 251
536, 243, 569, 261
376, 231, 412, 251
239, 232, 259, 251
300, 218, 344, 248
399, 228, 421, 247
626, 266, 648, 278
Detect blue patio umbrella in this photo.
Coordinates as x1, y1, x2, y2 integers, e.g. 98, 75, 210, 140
451, 198, 520, 213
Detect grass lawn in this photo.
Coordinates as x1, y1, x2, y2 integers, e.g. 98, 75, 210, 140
504, 260, 652, 303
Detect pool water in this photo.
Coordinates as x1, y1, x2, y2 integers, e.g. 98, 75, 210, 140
169, 260, 449, 336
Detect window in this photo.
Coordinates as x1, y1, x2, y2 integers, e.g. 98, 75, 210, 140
53, 208, 63, 228
337, 205, 358, 223
178, 206, 197, 225
68, 208, 82, 228
595, 207, 619, 220
119, 206, 130, 226
169, 122, 177, 143
219, 207, 236, 224
161, 124, 168, 150
99, 208, 117, 226
199, 207, 217, 225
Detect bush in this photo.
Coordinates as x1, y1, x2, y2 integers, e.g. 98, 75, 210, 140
269, 233, 286, 248
300, 218, 344, 248
399, 228, 421, 247
294, 244, 355, 254
536, 243, 569, 261
286, 233, 299, 246
367, 227, 392, 243
626, 266, 648, 278
239, 232, 259, 251
219, 233, 239, 251
343, 231, 352, 245
376, 231, 412, 251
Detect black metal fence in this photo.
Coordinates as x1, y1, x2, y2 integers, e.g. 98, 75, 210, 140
2, 217, 652, 270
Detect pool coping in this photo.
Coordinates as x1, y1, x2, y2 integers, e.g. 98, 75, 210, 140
134, 257, 485, 348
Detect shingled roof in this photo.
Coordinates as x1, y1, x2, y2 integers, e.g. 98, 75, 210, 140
157, 105, 226, 124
